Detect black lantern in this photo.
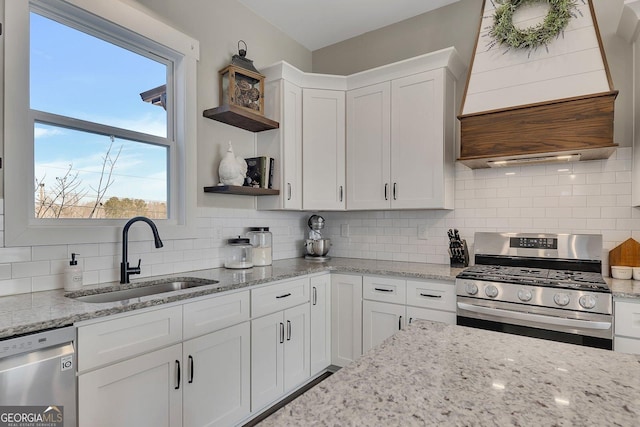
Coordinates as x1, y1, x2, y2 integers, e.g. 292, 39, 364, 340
219, 40, 265, 115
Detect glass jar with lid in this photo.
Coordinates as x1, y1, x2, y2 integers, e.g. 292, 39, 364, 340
247, 227, 272, 266
224, 237, 253, 269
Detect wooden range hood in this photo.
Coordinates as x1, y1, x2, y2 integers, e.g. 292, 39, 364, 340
458, 0, 618, 169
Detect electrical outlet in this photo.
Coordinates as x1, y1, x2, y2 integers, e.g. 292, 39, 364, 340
417, 224, 428, 240
341, 224, 350, 237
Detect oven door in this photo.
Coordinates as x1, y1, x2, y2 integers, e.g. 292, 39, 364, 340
457, 296, 613, 349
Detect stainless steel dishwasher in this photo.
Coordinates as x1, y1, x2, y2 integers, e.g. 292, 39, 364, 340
0, 326, 76, 427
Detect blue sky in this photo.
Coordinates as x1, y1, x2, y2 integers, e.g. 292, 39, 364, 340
30, 12, 168, 204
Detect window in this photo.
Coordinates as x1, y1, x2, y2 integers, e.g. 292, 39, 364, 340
31, 11, 170, 219
5, 0, 200, 245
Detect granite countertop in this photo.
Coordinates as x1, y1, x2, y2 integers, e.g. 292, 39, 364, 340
262, 321, 640, 426
0, 257, 461, 339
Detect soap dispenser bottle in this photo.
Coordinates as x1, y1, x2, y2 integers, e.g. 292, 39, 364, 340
64, 253, 83, 291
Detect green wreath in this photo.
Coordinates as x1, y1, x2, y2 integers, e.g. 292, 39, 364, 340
489, 0, 578, 51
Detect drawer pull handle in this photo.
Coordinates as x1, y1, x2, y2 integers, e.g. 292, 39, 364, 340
175, 360, 181, 390
188, 355, 194, 384
280, 322, 285, 343
374, 288, 394, 293
420, 293, 442, 299
287, 320, 292, 341
276, 293, 292, 299
312, 287, 318, 305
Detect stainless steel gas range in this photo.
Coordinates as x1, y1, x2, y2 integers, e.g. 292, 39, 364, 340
456, 232, 612, 349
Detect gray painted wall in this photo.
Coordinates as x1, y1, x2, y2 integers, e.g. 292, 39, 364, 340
312, 0, 632, 148
131, 0, 312, 209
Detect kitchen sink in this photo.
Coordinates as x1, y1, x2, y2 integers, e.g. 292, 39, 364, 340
72, 277, 220, 303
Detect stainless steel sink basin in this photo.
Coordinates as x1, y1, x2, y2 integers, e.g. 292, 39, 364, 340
72, 278, 219, 303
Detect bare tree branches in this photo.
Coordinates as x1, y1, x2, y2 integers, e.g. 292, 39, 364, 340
34, 164, 88, 218
88, 137, 123, 218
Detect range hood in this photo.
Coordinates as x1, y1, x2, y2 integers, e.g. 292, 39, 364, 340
458, 0, 617, 169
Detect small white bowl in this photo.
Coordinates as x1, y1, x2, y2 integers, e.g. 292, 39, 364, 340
612, 266, 633, 280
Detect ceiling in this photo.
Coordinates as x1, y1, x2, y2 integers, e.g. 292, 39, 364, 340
236, 0, 461, 51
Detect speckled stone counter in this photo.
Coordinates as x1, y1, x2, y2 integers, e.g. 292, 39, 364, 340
0, 257, 460, 339
608, 277, 640, 300
262, 320, 640, 426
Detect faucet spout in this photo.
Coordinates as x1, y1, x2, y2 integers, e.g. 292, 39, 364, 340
120, 216, 164, 284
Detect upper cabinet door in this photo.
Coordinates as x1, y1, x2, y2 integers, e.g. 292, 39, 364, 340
346, 82, 391, 210
391, 69, 451, 209
257, 79, 303, 210
302, 89, 346, 211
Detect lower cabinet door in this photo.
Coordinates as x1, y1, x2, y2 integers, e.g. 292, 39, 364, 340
362, 300, 405, 352
310, 275, 332, 375
251, 311, 285, 411
78, 344, 183, 427
183, 322, 250, 427
283, 303, 311, 391
331, 274, 363, 367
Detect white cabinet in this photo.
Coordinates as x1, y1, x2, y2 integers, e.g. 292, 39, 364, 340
257, 79, 303, 210
363, 300, 405, 351
614, 300, 640, 354
78, 344, 183, 427
346, 82, 391, 210
362, 276, 456, 352
331, 274, 362, 367
310, 274, 332, 375
78, 292, 252, 427
77, 305, 183, 373
302, 88, 346, 210
347, 68, 456, 210
182, 322, 250, 427
251, 303, 311, 410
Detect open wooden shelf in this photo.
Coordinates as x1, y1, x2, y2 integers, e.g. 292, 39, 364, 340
203, 104, 279, 132
204, 185, 279, 196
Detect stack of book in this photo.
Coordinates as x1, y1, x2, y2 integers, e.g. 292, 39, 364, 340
244, 156, 274, 189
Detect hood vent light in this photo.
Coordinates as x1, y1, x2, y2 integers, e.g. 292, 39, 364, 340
487, 154, 581, 168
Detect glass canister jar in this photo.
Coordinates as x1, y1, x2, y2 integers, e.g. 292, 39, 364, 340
224, 237, 254, 269
247, 227, 272, 266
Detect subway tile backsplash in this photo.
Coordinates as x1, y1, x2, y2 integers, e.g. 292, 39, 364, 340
322, 147, 637, 273
0, 147, 636, 296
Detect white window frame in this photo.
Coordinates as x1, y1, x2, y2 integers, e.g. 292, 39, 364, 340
4, 0, 200, 246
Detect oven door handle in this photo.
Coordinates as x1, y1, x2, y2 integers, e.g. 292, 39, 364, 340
457, 303, 611, 330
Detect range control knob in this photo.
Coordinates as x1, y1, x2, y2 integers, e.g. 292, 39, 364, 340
465, 283, 478, 296
579, 295, 597, 310
554, 293, 570, 307
517, 289, 533, 302
485, 285, 499, 298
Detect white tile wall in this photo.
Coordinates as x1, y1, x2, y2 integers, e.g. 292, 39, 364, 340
0, 205, 307, 295
322, 148, 637, 274
0, 147, 636, 296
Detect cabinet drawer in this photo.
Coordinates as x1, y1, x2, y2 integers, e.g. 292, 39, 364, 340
406, 280, 455, 312
363, 276, 406, 304
183, 291, 250, 340
251, 277, 310, 318
615, 301, 640, 339
78, 306, 182, 372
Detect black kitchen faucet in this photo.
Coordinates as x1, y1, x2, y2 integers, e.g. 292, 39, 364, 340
120, 216, 164, 284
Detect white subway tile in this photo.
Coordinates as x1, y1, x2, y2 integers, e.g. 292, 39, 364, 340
33, 274, 64, 292
12, 261, 50, 278
0, 248, 32, 263
32, 245, 68, 261
0, 278, 32, 296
